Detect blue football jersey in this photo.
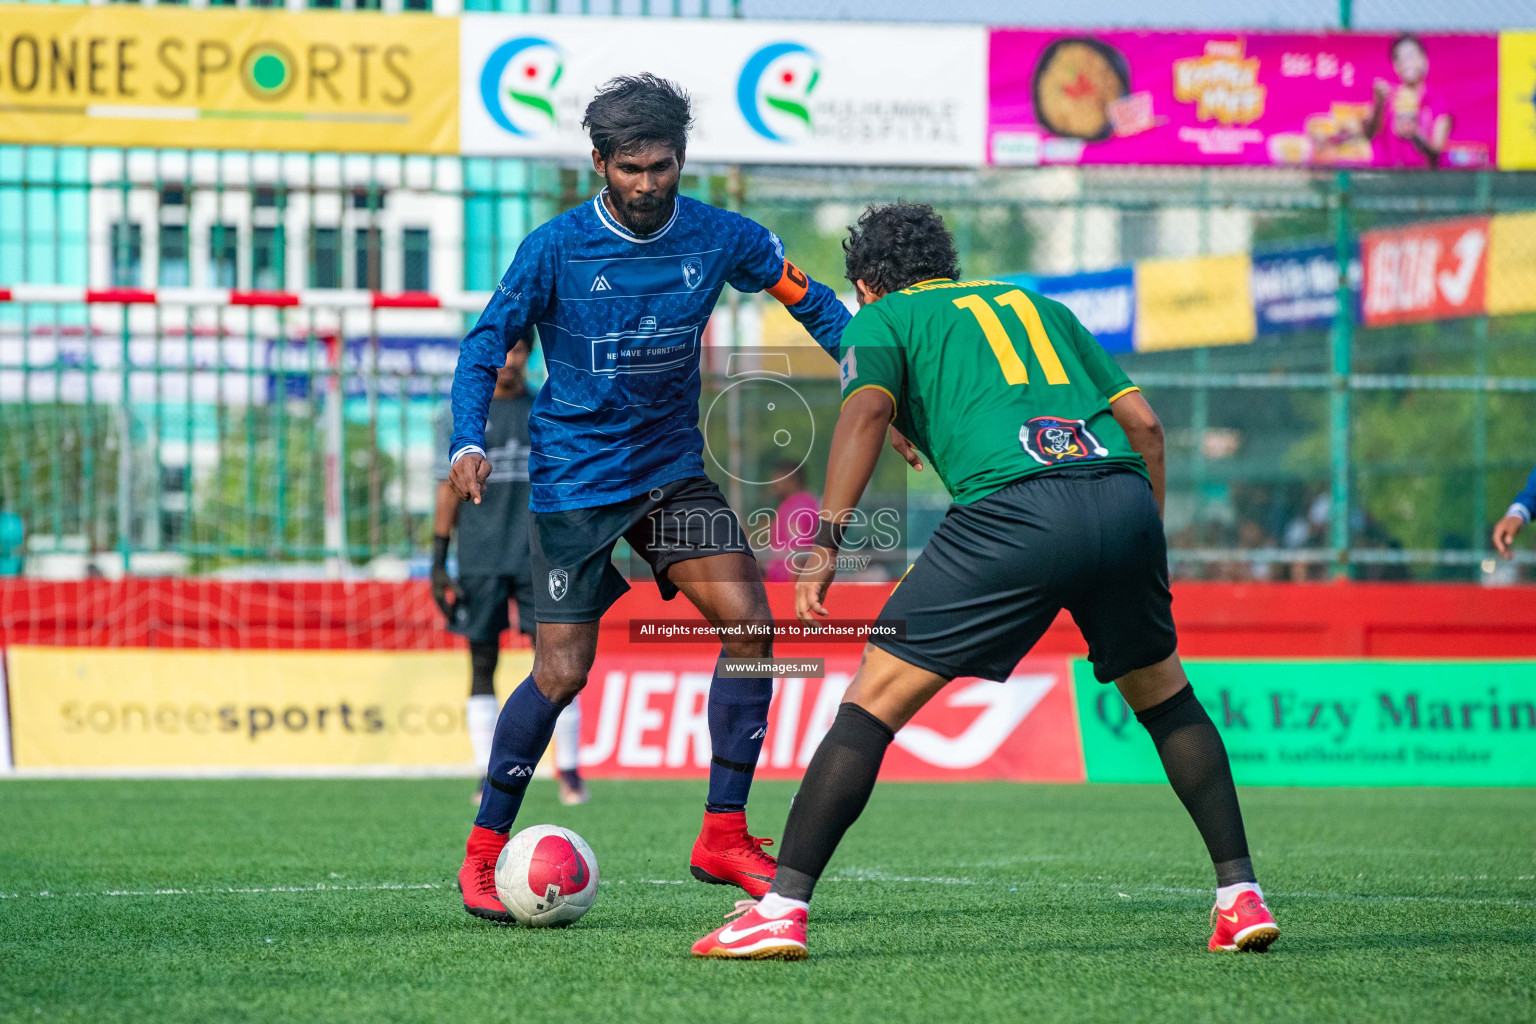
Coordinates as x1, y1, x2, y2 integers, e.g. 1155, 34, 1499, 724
450, 190, 850, 512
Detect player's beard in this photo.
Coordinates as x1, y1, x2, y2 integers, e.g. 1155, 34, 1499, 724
611, 181, 678, 236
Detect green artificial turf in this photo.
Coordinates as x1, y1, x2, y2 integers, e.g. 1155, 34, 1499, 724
1, 779, 1532, 1023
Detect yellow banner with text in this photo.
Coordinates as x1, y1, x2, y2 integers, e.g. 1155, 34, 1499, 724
1135, 254, 1257, 353
5, 646, 530, 769
0, 5, 457, 153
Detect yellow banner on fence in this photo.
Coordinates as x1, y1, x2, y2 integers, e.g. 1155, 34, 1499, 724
0, 6, 457, 153
1134, 253, 1256, 353
6, 646, 531, 769
1497, 33, 1536, 171
1486, 211, 1536, 315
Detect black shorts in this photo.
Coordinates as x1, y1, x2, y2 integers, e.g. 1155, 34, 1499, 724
874, 466, 1177, 683
449, 574, 536, 642
531, 476, 752, 623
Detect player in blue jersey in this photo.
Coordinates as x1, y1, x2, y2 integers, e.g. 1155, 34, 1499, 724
1492, 466, 1536, 561
447, 75, 909, 923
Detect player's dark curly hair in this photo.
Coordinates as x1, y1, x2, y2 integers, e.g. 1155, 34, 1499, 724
582, 74, 693, 163
842, 203, 961, 295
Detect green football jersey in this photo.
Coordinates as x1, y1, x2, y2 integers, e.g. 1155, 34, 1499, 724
837, 278, 1147, 504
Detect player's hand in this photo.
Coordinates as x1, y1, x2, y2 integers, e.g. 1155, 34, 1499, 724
793, 547, 838, 628
449, 453, 492, 504
889, 426, 923, 472
1492, 515, 1526, 560
430, 564, 462, 620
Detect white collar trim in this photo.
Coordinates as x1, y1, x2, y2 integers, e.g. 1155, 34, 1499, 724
593, 188, 679, 244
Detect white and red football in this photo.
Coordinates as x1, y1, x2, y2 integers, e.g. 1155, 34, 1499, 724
494, 825, 599, 927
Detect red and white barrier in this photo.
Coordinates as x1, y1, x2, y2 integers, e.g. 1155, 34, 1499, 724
0, 284, 492, 313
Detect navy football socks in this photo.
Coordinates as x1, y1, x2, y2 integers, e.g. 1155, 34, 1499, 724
474, 674, 564, 833
704, 652, 773, 814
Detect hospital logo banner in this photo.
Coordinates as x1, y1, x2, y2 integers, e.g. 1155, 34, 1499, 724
458, 15, 988, 167
989, 29, 1497, 170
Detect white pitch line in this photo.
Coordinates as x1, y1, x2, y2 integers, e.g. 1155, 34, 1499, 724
0, 882, 444, 900
0, 877, 1530, 909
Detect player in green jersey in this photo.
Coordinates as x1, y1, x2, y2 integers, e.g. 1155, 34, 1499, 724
691, 203, 1280, 961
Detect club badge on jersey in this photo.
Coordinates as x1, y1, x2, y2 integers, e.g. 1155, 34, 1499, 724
1020, 416, 1109, 465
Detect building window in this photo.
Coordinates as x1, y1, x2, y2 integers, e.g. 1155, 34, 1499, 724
253, 226, 284, 292
402, 229, 430, 293
403, 0, 433, 10
110, 222, 142, 287
355, 0, 382, 10
254, 186, 280, 208
353, 227, 382, 292
209, 224, 238, 288
159, 224, 189, 288
308, 0, 340, 9
310, 228, 341, 289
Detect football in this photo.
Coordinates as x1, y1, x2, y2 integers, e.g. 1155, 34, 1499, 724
494, 825, 600, 927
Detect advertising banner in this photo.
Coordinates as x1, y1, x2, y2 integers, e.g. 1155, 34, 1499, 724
5, 646, 531, 769
5, 644, 1081, 780
459, 15, 988, 166
1485, 211, 1536, 316
1005, 267, 1137, 354
574, 652, 1083, 782
989, 29, 1497, 169
0, 5, 457, 154
1077, 660, 1536, 786
1497, 33, 1536, 170
1134, 253, 1255, 351
268, 336, 460, 400
1250, 244, 1361, 336
1361, 216, 1489, 326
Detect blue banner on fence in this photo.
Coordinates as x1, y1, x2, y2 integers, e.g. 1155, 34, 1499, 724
1250, 245, 1361, 336
1001, 266, 1136, 354
267, 337, 461, 400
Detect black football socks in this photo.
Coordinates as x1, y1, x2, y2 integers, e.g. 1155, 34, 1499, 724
469, 639, 499, 697
1135, 684, 1257, 887
771, 702, 895, 903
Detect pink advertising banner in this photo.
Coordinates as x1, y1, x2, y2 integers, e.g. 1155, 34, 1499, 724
988, 29, 1498, 170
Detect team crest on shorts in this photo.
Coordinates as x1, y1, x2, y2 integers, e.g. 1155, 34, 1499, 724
548, 569, 569, 602
1020, 416, 1109, 465
681, 257, 705, 290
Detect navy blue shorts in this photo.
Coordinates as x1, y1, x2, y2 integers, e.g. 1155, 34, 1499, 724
531, 476, 752, 623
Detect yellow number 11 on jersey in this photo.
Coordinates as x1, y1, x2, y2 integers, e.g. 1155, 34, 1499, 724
952, 290, 1070, 386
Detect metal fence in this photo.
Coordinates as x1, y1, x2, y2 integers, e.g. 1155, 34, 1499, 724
2, 1, 1535, 585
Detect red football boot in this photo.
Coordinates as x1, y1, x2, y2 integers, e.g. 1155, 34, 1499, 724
1208, 888, 1280, 952
692, 899, 808, 960
458, 825, 513, 924
689, 810, 777, 898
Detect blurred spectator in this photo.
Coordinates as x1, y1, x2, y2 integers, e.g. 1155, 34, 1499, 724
763, 461, 819, 583
1492, 467, 1536, 560
0, 498, 23, 576
1283, 492, 1332, 581
1236, 519, 1278, 581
